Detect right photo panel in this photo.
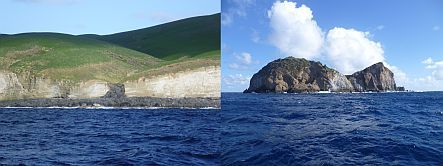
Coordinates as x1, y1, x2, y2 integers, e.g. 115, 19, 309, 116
221, 0, 443, 165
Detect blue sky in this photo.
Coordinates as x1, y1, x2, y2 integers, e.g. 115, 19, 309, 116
0, 0, 220, 35
222, 0, 443, 92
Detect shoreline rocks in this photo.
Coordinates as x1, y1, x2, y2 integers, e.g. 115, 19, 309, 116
0, 97, 220, 108
244, 57, 398, 93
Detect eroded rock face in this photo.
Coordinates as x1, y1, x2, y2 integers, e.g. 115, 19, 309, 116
0, 66, 221, 101
0, 71, 25, 100
0, 71, 110, 100
346, 62, 396, 92
102, 83, 126, 98
124, 66, 221, 98
244, 57, 397, 93
244, 57, 354, 93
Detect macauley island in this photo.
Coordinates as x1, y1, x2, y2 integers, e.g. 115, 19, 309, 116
0, 14, 220, 108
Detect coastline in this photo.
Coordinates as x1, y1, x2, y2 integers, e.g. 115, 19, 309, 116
0, 97, 220, 109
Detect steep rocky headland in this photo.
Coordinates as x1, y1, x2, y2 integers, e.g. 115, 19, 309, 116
244, 57, 398, 93
346, 62, 396, 92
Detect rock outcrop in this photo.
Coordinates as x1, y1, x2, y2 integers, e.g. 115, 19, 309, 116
244, 57, 397, 93
124, 66, 220, 98
244, 57, 354, 93
346, 62, 396, 92
0, 66, 220, 102
102, 83, 126, 98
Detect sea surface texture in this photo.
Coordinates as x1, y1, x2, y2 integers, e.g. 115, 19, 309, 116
0, 108, 220, 165
222, 92, 443, 165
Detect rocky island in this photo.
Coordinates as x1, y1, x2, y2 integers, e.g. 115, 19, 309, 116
244, 57, 399, 93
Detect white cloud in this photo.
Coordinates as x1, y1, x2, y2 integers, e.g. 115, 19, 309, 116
325, 27, 385, 74
268, 0, 323, 59
422, 57, 443, 80
223, 74, 250, 85
263, 1, 418, 90
222, 0, 255, 26
228, 63, 240, 69
400, 58, 443, 91
422, 57, 434, 65
221, 13, 234, 26
229, 52, 257, 69
433, 25, 440, 31
406, 76, 443, 91
236, 52, 252, 64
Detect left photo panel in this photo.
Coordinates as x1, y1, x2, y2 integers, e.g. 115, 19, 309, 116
0, 1, 220, 108
0, 0, 220, 165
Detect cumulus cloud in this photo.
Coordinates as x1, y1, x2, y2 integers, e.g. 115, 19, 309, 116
397, 58, 443, 91
236, 52, 252, 64
325, 27, 385, 74
264, 1, 410, 89
222, 0, 255, 26
406, 76, 443, 91
223, 74, 250, 85
422, 57, 443, 80
229, 52, 257, 69
422, 57, 434, 65
268, 0, 323, 59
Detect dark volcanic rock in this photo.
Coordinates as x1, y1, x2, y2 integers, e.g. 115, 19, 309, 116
346, 62, 396, 92
0, 97, 220, 108
396, 86, 405, 91
244, 57, 354, 93
102, 83, 126, 98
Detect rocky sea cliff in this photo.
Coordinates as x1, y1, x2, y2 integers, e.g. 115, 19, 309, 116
0, 66, 220, 108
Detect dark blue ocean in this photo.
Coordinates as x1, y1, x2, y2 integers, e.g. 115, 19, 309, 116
0, 108, 220, 165
221, 92, 443, 165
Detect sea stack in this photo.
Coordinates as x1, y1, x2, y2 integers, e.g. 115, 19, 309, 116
244, 57, 397, 93
346, 62, 397, 92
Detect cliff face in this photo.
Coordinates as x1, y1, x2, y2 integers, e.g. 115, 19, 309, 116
244, 57, 396, 93
124, 66, 220, 98
0, 66, 220, 101
346, 62, 396, 92
244, 57, 354, 93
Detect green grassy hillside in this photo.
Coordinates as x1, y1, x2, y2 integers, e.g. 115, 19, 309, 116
0, 33, 163, 82
0, 14, 220, 83
84, 13, 220, 61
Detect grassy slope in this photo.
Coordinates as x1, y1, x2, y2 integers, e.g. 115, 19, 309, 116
0, 33, 162, 83
85, 13, 220, 61
0, 14, 220, 83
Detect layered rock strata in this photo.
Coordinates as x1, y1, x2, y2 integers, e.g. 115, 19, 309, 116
0, 66, 220, 107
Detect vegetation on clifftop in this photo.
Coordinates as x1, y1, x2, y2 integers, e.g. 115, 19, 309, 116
0, 14, 220, 83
